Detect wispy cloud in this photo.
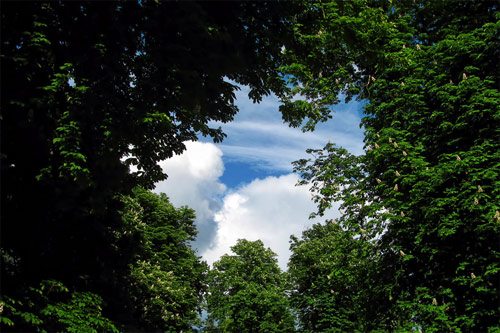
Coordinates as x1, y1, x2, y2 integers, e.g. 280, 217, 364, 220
217, 144, 303, 171
204, 85, 365, 172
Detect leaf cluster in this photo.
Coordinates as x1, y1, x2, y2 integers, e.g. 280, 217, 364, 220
1, 280, 118, 333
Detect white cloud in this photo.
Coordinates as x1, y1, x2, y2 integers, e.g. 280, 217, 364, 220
154, 141, 226, 252
202, 174, 340, 270
153, 141, 341, 270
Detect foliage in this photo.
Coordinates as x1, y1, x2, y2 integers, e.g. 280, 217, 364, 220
0, 280, 118, 333
286, 0, 499, 331
1, 188, 207, 332
2, 0, 295, 188
288, 220, 393, 332
206, 239, 295, 332
116, 188, 207, 331
2, 0, 499, 331
1, 1, 298, 330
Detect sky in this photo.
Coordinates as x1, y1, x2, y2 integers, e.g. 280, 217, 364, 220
153, 85, 366, 270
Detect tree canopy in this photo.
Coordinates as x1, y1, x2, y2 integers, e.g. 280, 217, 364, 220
206, 239, 295, 332
115, 188, 207, 331
1, 1, 298, 331
2, 188, 206, 331
2, 0, 498, 331
288, 220, 392, 332
286, 0, 499, 330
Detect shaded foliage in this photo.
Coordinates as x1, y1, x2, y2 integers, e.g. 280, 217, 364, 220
0, 280, 118, 333
1, 188, 206, 332
1, 1, 298, 330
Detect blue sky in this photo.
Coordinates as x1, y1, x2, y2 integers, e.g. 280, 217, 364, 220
205, 85, 366, 186
154, 86, 366, 269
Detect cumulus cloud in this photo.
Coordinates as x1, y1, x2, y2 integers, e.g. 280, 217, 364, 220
153, 141, 341, 269
202, 174, 340, 270
154, 141, 226, 253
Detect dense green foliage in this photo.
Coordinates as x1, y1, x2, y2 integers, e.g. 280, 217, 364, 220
286, 0, 499, 331
1, 1, 296, 331
1, 188, 205, 332
2, 0, 498, 331
206, 240, 295, 332
116, 188, 207, 331
288, 220, 392, 332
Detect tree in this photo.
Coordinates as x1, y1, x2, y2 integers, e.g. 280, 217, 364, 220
1, 188, 207, 332
1, 1, 299, 330
285, 0, 499, 331
288, 220, 393, 332
206, 239, 295, 332
116, 188, 207, 331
